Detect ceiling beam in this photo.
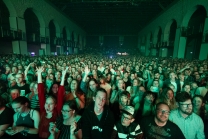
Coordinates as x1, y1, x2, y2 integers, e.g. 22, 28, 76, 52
158, 2, 165, 10
61, 5, 67, 11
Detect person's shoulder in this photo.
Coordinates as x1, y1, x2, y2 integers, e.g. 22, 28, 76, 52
4, 106, 14, 116
75, 115, 81, 122
191, 112, 203, 121
170, 109, 178, 116
30, 109, 40, 119
166, 120, 180, 127
131, 122, 142, 130
13, 111, 18, 118
140, 116, 154, 124
83, 104, 94, 115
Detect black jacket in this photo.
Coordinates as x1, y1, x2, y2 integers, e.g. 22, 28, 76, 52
81, 102, 115, 139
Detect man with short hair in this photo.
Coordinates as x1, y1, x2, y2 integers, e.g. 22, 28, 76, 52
147, 71, 163, 89
11, 73, 30, 95
140, 102, 185, 139
169, 92, 205, 139
111, 106, 143, 139
82, 88, 114, 139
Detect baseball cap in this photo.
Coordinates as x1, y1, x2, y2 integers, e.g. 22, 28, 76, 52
122, 106, 135, 116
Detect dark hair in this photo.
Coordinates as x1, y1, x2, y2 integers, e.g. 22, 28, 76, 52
139, 91, 156, 106
12, 96, 30, 106
160, 87, 174, 99
94, 87, 107, 97
192, 95, 205, 104
192, 95, 206, 120
63, 100, 78, 113
154, 70, 160, 75
144, 91, 156, 99
26, 73, 35, 84
175, 92, 192, 102
48, 83, 60, 95
88, 78, 99, 86
156, 102, 170, 110
46, 94, 57, 104
120, 91, 130, 98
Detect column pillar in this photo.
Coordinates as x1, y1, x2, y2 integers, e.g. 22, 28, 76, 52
173, 28, 181, 58
79, 35, 83, 50
145, 33, 151, 56
10, 16, 27, 54
199, 18, 208, 60
151, 48, 157, 56
74, 33, 78, 54
177, 37, 187, 58
159, 48, 168, 57
67, 35, 72, 54
40, 27, 50, 55
83, 36, 86, 49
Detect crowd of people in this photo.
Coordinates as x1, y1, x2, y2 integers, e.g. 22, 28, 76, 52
0, 53, 208, 139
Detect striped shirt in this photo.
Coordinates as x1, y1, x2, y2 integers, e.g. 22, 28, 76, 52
56, 115, 81, 139
26, 93, 40, 110
111, 122, 143, 139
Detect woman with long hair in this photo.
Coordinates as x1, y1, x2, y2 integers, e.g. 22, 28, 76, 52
37, 67, 67, 139
126, 78, 143, 105
6, 96, 40, 139
110, 79, 125, 104
156, 87, 177, 110
192, 95, 206, 121
65, 79, 85, 109
80, 66, 99, 107
135, 91, 156, 123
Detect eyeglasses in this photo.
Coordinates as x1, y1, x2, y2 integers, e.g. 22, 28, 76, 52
122, 114, 132, 121
157, 109, 170, 115
61, 109, 73, 113
179, 103, 193, 108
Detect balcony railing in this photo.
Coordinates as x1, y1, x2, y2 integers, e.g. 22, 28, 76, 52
0, 28, 26, 41
181, 25, 203, 37
0, 27, 71, 46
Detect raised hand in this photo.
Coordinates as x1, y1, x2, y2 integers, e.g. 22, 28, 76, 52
49, 122, 56, 134
80, 62, 85, 66
62, 67, 69, 76
36, 66, 44, 74
84, 65, 90, 75
70, 122, 77, 135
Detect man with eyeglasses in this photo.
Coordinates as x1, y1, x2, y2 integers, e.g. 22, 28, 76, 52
140, 102, 185, 139
111, 106, 143, 139
169, 92, 205, 139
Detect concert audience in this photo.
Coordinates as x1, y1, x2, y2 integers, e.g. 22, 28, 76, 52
0, 53, 207, 139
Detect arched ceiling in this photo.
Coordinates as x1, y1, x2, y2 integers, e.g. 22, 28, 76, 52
47, 0, 178, 36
